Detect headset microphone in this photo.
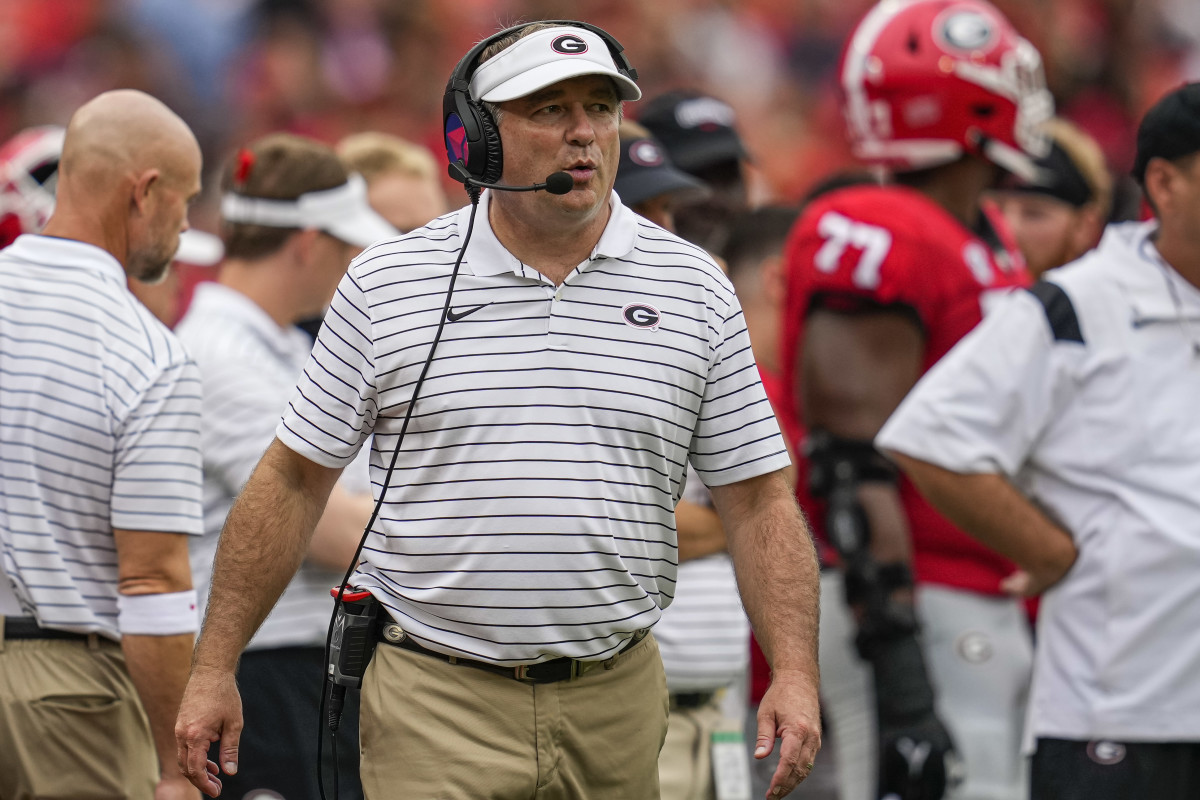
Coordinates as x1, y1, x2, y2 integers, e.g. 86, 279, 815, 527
446, 162, 574, 195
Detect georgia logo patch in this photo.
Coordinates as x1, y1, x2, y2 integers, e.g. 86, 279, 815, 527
955, 631, 994, 664
1086, 741, 1127, 766
629, 140, 664, 167
622, 303, 661, 330
935, 8, 997, 53
551, 34, 588, 55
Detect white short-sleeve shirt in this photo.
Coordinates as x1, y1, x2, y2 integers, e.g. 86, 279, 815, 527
176, 282, 346, 650
277, 191, 790, 664
0, 235, 204, 638
877, 222, 1200, 743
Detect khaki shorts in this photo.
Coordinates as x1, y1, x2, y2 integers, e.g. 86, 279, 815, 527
0, 630, 157, 800
360, 632, 669, 799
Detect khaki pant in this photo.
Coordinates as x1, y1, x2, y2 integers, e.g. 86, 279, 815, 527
360, 633, 669, 799
0, 631, 156, 800
658, 694, 726, 800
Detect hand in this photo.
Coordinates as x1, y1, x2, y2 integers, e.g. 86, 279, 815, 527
174, 665, 243, 797
753, 669, 822, 798
1002, 528, 1077, 598
878, 712, 964, 800
155, 775, 203, 800
1001, 562, 1071, 597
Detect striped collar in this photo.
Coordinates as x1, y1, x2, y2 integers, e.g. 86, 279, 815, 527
4, 234, 127, 284
460, 189, 638, 278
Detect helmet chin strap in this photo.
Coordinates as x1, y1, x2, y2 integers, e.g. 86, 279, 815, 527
981, 135, 1045, 184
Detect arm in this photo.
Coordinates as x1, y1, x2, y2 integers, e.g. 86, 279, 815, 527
887, 454, 1076, 595
175, 438, 343, 796
674, 499, 726, 562
802, 309, 923, 568
113, 528, 200, 800
306, 482, 376, 572
710, 468, 821, 799
802, 309, 963, 798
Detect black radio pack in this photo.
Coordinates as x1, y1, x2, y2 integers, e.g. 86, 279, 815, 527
325, 587, 380, 731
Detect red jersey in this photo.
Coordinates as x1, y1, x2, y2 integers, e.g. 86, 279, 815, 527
779, 184, 1030, 595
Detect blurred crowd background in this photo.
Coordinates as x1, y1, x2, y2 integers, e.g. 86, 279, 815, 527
3, 0, 1199, 230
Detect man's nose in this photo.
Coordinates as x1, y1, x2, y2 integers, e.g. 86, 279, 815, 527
565, 104, 596, 145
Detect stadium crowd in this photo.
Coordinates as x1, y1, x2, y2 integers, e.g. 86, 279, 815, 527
1, 1, 1199, 800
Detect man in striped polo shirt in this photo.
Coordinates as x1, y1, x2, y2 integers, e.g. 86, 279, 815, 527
178, 21, 821, 800
0, 90, 205, 798
175, 133, 396, 800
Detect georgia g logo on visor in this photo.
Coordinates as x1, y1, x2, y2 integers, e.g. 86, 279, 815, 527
622, 303, 661, 330
552, 34, 589, 55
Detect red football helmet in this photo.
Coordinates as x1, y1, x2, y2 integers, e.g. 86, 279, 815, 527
840, 0, 1053, 181
0, 125, 65, 247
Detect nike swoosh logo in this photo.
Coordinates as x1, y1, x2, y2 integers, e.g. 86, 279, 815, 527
447, 303, 490, 322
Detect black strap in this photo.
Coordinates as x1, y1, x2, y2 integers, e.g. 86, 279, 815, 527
1028, 281, 1085, 343
3, 617, 92, 642
379, 627, 648, 684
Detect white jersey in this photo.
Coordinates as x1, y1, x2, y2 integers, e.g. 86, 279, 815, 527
176, 283, 344, 650
0, 235, 204, 638
277, 191, 790, 665
878, 221, 1200, 743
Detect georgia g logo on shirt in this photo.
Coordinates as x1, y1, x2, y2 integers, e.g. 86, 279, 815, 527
622, 303, 661, 330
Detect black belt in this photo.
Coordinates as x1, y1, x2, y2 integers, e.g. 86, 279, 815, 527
378, 624, 649, 684
670, 691, 716, 711
3, 617, 93, 642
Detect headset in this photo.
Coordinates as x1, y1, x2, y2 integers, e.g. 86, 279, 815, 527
442, 19, 638, 194
317, 20, 638, 800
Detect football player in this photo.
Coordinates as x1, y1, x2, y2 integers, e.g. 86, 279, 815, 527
778, 1, 1053, 798
0, 125, 65, 248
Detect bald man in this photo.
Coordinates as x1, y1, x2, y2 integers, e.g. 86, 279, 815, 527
0, 90, 205, 799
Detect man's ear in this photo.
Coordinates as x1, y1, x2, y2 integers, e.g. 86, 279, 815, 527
132, 169, 161, 215
1071, 206, 1105, 256
1143, 158, 1175, 216
288, 228, 322, 268
761, 253, 787, 307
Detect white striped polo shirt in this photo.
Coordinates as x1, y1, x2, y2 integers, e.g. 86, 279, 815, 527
277, 190, 790, 665
655, 468, 749, 693
176, 282, 346, 650
0, 235, 204, 639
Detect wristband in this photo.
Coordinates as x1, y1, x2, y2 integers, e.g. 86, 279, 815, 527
117, 589, 200, 635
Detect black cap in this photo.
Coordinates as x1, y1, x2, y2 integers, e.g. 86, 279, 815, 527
638, 90, 750, 175
1002, 140, 1093, 208
1133, 82, 1200, 185
614, 132, 710, 208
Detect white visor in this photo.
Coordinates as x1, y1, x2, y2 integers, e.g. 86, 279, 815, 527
220, 174, 398, 249
173, 229, 224, 266
470, 27, 641, 104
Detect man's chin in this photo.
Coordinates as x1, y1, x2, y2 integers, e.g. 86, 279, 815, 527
555, 185, 609, 215
130, 256, 173, 285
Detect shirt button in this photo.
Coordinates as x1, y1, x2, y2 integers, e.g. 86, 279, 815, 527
554, 287, 563, 302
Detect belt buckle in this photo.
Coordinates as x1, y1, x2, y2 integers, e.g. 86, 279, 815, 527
513, 664, 530, 681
